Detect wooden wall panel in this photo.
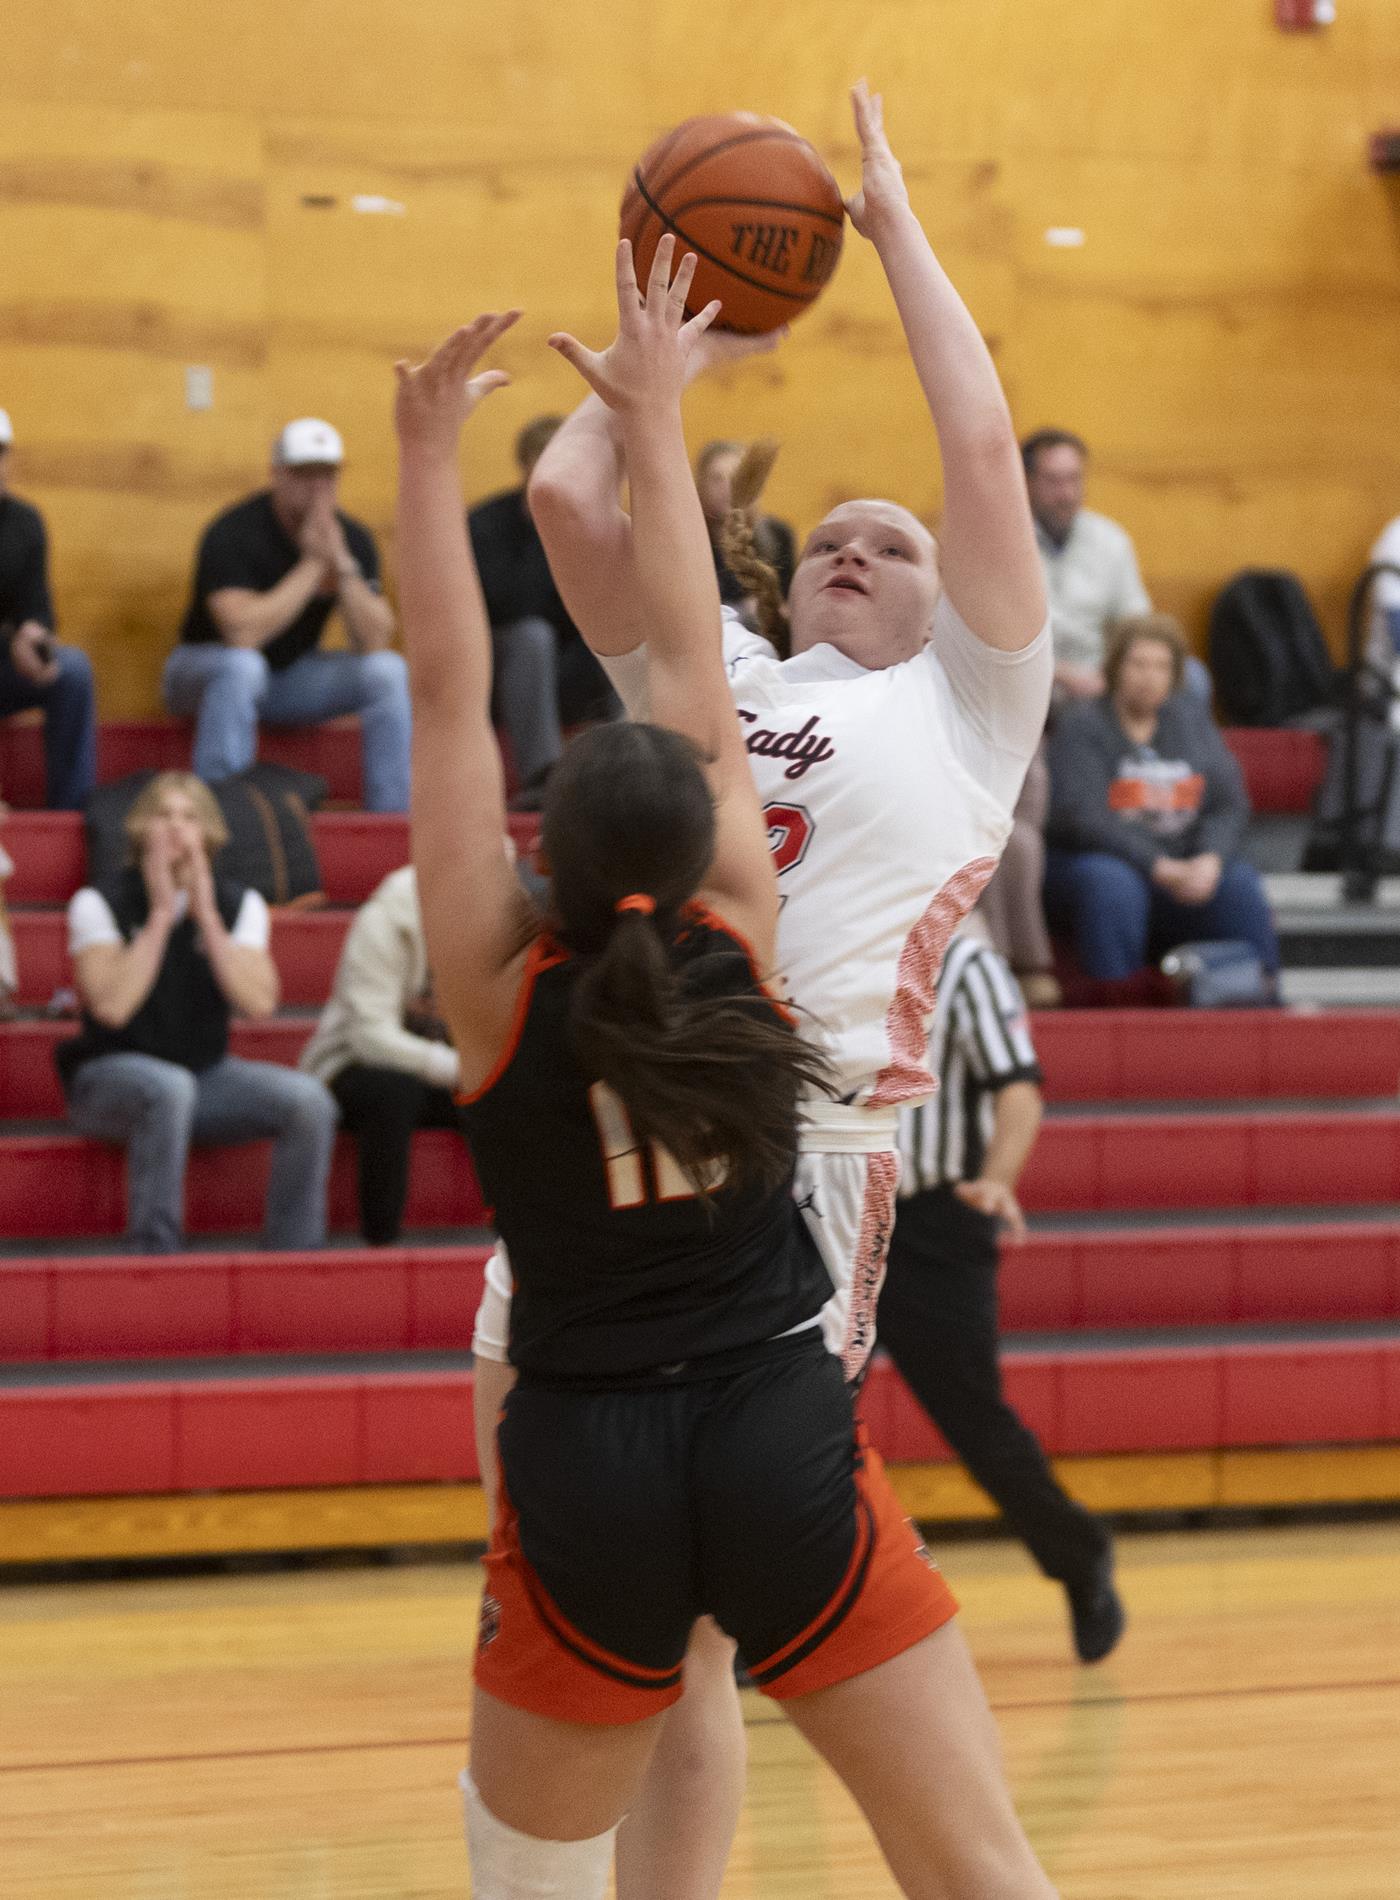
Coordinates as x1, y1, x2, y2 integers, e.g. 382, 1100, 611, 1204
0, 2, 1397, 715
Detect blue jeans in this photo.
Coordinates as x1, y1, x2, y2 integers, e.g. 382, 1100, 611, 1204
491, 617, 621, 788
67, 1052, 339, 1252
1043, 849, 1281, 981
0, 640, 97, 809
162, 644, 411, 811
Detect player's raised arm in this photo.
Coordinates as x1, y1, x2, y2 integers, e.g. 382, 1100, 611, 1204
848, 80, 1045, 653
393, 315, 538, 1068
547, 238, 780, 960
528, 318, 782, 663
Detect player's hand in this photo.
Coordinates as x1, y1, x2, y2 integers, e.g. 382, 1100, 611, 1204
683, 323, 788, 389
953, 1176, 1028, 1241
548, 236, 722, 414
394, 313, 520, 453
846, 80, 910, 241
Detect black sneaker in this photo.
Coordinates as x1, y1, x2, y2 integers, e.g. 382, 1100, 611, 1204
1066, 1556, 1125, 1664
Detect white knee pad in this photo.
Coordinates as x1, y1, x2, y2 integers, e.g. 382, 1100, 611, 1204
460, 1771, 616, 1900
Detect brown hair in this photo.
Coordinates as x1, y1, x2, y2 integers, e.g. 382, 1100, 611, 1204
515, 415, 564, 477
1020, 428, 1089, 475
716, 439, 791, 657
124, 772, 229, 861
1104, 613, 1188, 697
541, 721, 831, 1194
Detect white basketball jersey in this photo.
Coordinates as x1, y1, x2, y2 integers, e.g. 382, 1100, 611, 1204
604, 595, 1051, 1138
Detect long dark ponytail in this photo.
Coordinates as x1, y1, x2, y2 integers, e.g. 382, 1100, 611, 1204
541, 722, 831, 1194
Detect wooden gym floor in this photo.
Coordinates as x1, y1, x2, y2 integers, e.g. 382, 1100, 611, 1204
2, 1517, 1398, 1898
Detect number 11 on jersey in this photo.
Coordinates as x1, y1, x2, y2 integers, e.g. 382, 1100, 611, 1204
589, 1082, 720, 1209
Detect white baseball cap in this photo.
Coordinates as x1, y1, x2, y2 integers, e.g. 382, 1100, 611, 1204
0, 410, 13, 448
273, 417, 344, 468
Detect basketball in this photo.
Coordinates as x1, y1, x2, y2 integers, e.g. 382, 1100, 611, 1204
620, 113, 846, 335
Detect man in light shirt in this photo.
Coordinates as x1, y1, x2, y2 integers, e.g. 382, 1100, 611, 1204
1021, 428, 1153, 701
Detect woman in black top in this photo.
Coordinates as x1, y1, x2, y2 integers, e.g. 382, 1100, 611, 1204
396, 241, 1055, 1900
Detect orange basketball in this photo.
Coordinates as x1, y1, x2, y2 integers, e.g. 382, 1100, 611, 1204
620, 113, 845, 335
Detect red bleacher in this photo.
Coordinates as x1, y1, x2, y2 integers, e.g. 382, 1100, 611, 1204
3, 714, 1398, 1528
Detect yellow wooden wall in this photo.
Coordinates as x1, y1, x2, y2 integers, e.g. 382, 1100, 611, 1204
2, 1, 1398, 716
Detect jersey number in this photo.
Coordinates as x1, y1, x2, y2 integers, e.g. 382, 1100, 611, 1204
589, 1082, 722, 1209
765, 801, 814, 875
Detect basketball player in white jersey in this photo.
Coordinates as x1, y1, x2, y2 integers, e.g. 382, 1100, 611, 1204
473, 82, 1053, 1898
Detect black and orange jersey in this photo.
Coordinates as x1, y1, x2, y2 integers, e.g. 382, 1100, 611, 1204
457, 908, 830, 1383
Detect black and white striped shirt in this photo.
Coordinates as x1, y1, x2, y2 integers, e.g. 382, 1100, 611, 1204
896, 935, 1042, 1198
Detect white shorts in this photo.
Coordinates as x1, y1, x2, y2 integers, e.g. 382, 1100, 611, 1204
471, 1148, 900, 1384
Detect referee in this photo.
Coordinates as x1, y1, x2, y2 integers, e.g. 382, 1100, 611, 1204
878, 930, 1125, 1663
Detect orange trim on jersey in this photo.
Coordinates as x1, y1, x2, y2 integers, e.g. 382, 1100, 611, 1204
746, 1429, 957, 1701
839, 1152, 899, 1382
455, 933, 570, 1107
868, 858, 998, 1109
681, 899, 798, 1027
474, 1477, 688, 1727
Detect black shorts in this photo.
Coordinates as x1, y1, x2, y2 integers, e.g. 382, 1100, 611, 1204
475, 1332, 956, 1725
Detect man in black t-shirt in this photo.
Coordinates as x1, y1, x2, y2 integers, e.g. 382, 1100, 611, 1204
162, 418, 410, 810
0, 408, 97, 809
468, 416, 619, 810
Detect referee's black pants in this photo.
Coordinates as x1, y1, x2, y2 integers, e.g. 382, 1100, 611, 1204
877, 1184, 1110, 1587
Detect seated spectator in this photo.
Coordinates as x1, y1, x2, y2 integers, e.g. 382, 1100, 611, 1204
0, 408, 97, 809
975, 750, 1061, 1008
0, 813, 16, 1020
1023, 426, 1210, 705
695, 438, 796, 618
57, 771, 338, 1253
1045, 614, 1280, 997
300, 864, 468, 1245
1367, 510, 1400, 683
468, 417, 619, 810
163, 419, 409, 811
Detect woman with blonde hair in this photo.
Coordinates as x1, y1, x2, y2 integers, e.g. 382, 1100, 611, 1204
58, 770, 338, 1252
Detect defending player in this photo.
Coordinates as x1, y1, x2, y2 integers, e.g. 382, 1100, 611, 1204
396, 245, 1056, 1898
472, 82, 1055, 1899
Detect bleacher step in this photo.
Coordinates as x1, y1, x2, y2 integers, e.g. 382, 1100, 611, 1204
4, 1219, 1397, 1362
3, 1329, 1396, 1500
0, 1129, 485, 1238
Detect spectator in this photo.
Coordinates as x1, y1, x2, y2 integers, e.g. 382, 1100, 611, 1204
56, 771, 338, 1253
1022, 427, 1153, 702
1367, 511, 1400, 682
468, 417, 619, 810
163, 419, 409, 810
1045, 614, 1280, 994
695, 438, 796, 616
975, 750, 1060, 1008
879, 931, 1123, 1663
0, 815, 16, 1020
0, 408, 97, 810
300, 864, 468, 1245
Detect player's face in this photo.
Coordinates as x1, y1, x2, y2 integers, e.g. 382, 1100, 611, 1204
787, 502, 940, 667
